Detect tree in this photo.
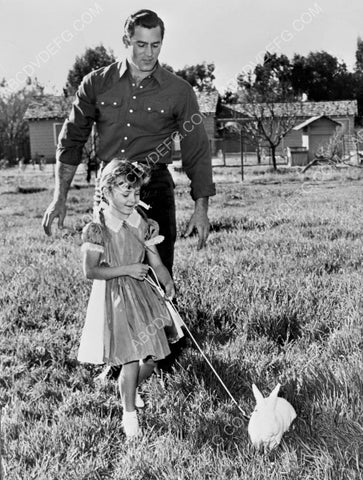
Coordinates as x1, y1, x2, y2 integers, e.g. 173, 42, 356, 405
0, 77, 44, 163
221, 88, 240, 105
291, 51, 356, 101
234, 53, 301, 170
160, 63, 174, 73
240, 102, 301, 170
354, 37, 363, 122
66, 44, 116, 93
251, 53, 293, 100
355, 37, 363, 72
175, 62, 216, 92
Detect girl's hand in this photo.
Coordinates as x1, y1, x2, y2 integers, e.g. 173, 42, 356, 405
126, 263, 149, 281
165, 281, 175, 301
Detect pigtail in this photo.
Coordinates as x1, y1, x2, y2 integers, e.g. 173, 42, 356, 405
91, 184, 109, 242
97, 191, 110, 242
98, 206, 106, 229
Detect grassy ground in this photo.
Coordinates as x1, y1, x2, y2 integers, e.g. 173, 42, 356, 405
1, 165, 363, 479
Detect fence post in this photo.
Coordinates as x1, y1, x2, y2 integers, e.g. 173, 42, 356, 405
240, 129, 244, 182
356, 133, 359, 164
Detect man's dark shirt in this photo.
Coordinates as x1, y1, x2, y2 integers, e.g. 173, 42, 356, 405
57, 61, 215, 200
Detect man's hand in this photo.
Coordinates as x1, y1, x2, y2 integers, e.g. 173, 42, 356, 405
42, 161, 77, 236
165, 281, 175, 301
184, 197, 210, 250
42, 197, 67, 236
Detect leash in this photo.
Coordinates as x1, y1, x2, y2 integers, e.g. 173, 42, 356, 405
145, 267, 249, 420
92, 167, 249, 419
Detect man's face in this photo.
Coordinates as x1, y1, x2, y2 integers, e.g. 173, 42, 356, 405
124, 25, 163, 72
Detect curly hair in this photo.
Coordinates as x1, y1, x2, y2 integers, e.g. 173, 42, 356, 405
95, 159, 150, 232
99, 158, 151, 200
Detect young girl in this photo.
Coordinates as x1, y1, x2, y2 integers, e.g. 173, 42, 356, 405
78, 159, 177, 438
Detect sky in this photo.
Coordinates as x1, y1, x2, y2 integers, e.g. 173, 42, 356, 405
0, 0, 362, 94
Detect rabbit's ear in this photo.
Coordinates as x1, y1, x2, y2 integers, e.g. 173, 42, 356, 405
267, 383, 281, 410
269, 383, 281, 398
252, 384, 264, 404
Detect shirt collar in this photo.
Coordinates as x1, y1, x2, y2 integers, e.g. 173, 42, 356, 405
118, 60, 128, 79
103, 207, 141, 232
117, 59, 167, 86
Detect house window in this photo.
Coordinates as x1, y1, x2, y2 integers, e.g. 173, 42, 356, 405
53, 123, 63, 146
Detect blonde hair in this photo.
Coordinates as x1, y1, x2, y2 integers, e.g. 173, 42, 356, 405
94, 159, 150, 230
100, 158, 151, 202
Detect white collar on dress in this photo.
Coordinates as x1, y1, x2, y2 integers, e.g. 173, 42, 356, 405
102, 207, 141, 232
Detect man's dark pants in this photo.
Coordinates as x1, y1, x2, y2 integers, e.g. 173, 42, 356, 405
140, 165, 176, 276
140, 165, 186, 372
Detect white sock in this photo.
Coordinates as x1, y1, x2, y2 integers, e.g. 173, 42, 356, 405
122, 409, 139, 437
123, 410, 137, 418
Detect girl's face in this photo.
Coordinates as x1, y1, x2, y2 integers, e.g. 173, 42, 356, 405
108, 180, 141, 217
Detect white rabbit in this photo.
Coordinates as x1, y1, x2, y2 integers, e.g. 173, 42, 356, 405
248, 383, 296, 449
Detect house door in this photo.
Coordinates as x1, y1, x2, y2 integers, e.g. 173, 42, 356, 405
308, 134, 332, 161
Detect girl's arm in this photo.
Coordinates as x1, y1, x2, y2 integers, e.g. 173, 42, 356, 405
83, 250, 149, 281
146, 246, 175, 300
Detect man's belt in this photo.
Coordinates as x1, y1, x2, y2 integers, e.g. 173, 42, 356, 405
149, 163, 168, 171
98, 160, 168, 172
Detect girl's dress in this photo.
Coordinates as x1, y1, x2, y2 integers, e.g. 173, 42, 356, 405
78, 207, 173, 366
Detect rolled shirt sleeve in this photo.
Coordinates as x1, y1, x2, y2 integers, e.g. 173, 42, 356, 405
176, 85, 216, 200
56, 73, 96, 166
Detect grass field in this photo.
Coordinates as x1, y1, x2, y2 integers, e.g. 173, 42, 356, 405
1, 165, 363, 479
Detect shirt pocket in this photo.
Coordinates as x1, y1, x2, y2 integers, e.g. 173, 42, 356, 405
142, 99, 170, 132
96, 98, 122, 125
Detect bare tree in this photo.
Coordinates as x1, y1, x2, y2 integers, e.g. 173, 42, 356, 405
234, 54, 302, 169
240, 102, 300, 170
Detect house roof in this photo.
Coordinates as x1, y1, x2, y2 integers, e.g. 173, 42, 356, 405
25, 91, 219, 120
195, 90, 219, 114
24, 95, 74, 120
222, 100, 358, 118
293, 114, 342, 130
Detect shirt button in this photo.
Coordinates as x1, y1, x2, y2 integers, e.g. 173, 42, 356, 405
132, 96, 136, 100
124, 136, 128, 140
129, 109, 133, 113
127, 123, 131, 127
140, 85, 143, 89
132, 83, 135, 87
100, 101, 105, 105
113, 102, 117, 105
147, 107, 151, 111
121, 149, 125, 153
161, 109, 165, 113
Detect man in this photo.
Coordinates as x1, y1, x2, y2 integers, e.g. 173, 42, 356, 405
42, 9, 215, 372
